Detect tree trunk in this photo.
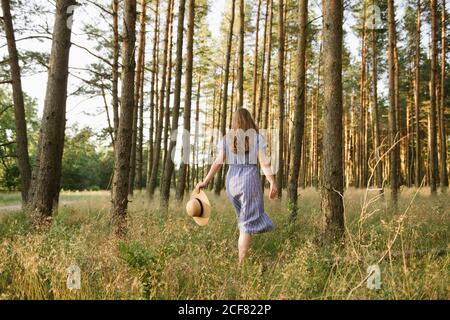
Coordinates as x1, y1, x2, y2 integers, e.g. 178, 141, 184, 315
214, 0, 236, 195
388, 0, 399, 204
320, 0, 344, 243
429, 0, 438, 193
260, 0, 273, 189
288, 0, 308, 218
414, 0, 422, 188
28, 0, 77, 221
371, 8, 383, 193
1, 0, 32, 205
262, 0, 274, 132
252, 0, 262, 117
256, 0, 270, 126
193, 77, 201, 185
137, 55, 145, 189
160, 0, 187, 206
439, 0, 448, 190
112, 0, 120, 142
146, 0, 160, 195
111, 0, 136, 236
162, 0, 175, 176
175, 0, 195, 200
237, 0, 245, 109
148, 0, 174, 197
129, 0, 147, 195
276, 0, 285, 199
359, 4, 367, 188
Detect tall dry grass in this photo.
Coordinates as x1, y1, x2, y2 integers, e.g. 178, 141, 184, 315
0, 188, 448, 299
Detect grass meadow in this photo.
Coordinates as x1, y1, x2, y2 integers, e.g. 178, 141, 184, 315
0, 188, 448, 300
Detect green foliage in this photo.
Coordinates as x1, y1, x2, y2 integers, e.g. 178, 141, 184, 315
61, 126, 113, 191
0, 87, 39, 191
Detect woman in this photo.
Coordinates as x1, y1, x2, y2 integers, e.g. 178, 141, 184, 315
195, 108, 278, 265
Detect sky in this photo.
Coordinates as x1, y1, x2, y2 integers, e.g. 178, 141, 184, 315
3, 0, 414, 137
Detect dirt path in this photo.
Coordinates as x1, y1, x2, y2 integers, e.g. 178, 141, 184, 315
0, 201, 78, 215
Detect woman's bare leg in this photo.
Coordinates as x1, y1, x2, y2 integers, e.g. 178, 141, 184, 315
238, 232, 252, 265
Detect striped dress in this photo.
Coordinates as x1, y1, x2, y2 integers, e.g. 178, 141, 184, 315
218, 132, 274, 234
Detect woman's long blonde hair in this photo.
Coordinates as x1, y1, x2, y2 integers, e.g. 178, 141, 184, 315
229, 108, 259, 154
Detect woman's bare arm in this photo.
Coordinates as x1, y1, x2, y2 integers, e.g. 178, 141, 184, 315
195, 151, 225, 193
258, 150, 278, 199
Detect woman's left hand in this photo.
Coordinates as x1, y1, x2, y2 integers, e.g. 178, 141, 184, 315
195, 181, 208, 194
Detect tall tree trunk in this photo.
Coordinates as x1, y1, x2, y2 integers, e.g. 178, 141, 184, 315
193, 77, 201, 185
256, 0, 270, 126
137, 56, 145, 189
371, 7, 383, 193
288, 0, 308, 218
175, 0, 195, 200
359, 4, 367, 188
276, 0, 285, 199
28, 0, 77, 221
237, 0, 245, 109
262, 0, 274, 132
162, 0, 175, 175
129, 0, 147, 195
111, 0, 136, 236
313, 41, 322, 188
388, 0, 399, 204
260, 0, 274, 190
429, 0, 438, 193
414, 0, 422, 187
148, 0, 174, 196
214, 0, 236, 195
1, 0, 32, 205
252, 0, 262, 117
112, 0, 120, 142
320, 0, 344, 243
146, 0, 160, 195
160, 0, 187, 206
394, 30, 402, 186
439, 0, 448, 190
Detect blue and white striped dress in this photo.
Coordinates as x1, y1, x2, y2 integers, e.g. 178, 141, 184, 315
218, 132, 274, 234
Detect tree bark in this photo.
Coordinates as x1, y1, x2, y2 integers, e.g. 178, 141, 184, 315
28, 0, 77, 221
162, 0, 175, 176
252, 0, 262, 117
112, 0, 120, 142
288, 0, 308, 218
175, 0, 195, 200
160, 0, 187, 206
256, 0, 270, 126
439, 0, 448, 189
146, 0, 160, 195
429, 0, 438, 193
359, 4, 367, 188
388, 0, 399, 204
148, 0, 174, 196
1, 0, 32, 205
214, 0, 236, 195
371, 6, 382, 193
129, 0, 147, 195
237, 0, 245, 109
111, 0, 136, 236
414, 0, 422, 188
276, 0, 285, 199
320, 0, 344, 243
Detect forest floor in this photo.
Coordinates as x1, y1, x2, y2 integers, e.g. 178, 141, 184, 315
0, 188, 448, 299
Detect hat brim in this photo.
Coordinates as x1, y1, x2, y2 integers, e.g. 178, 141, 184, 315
190, 190, 211, 226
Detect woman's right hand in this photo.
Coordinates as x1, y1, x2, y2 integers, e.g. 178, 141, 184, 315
195, 181, 208, 194
269, 182, 278, 199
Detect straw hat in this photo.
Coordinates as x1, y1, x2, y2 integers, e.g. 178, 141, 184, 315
186, 190, 211, 226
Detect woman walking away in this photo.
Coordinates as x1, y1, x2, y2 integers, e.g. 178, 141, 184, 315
195, 108, 278, 265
